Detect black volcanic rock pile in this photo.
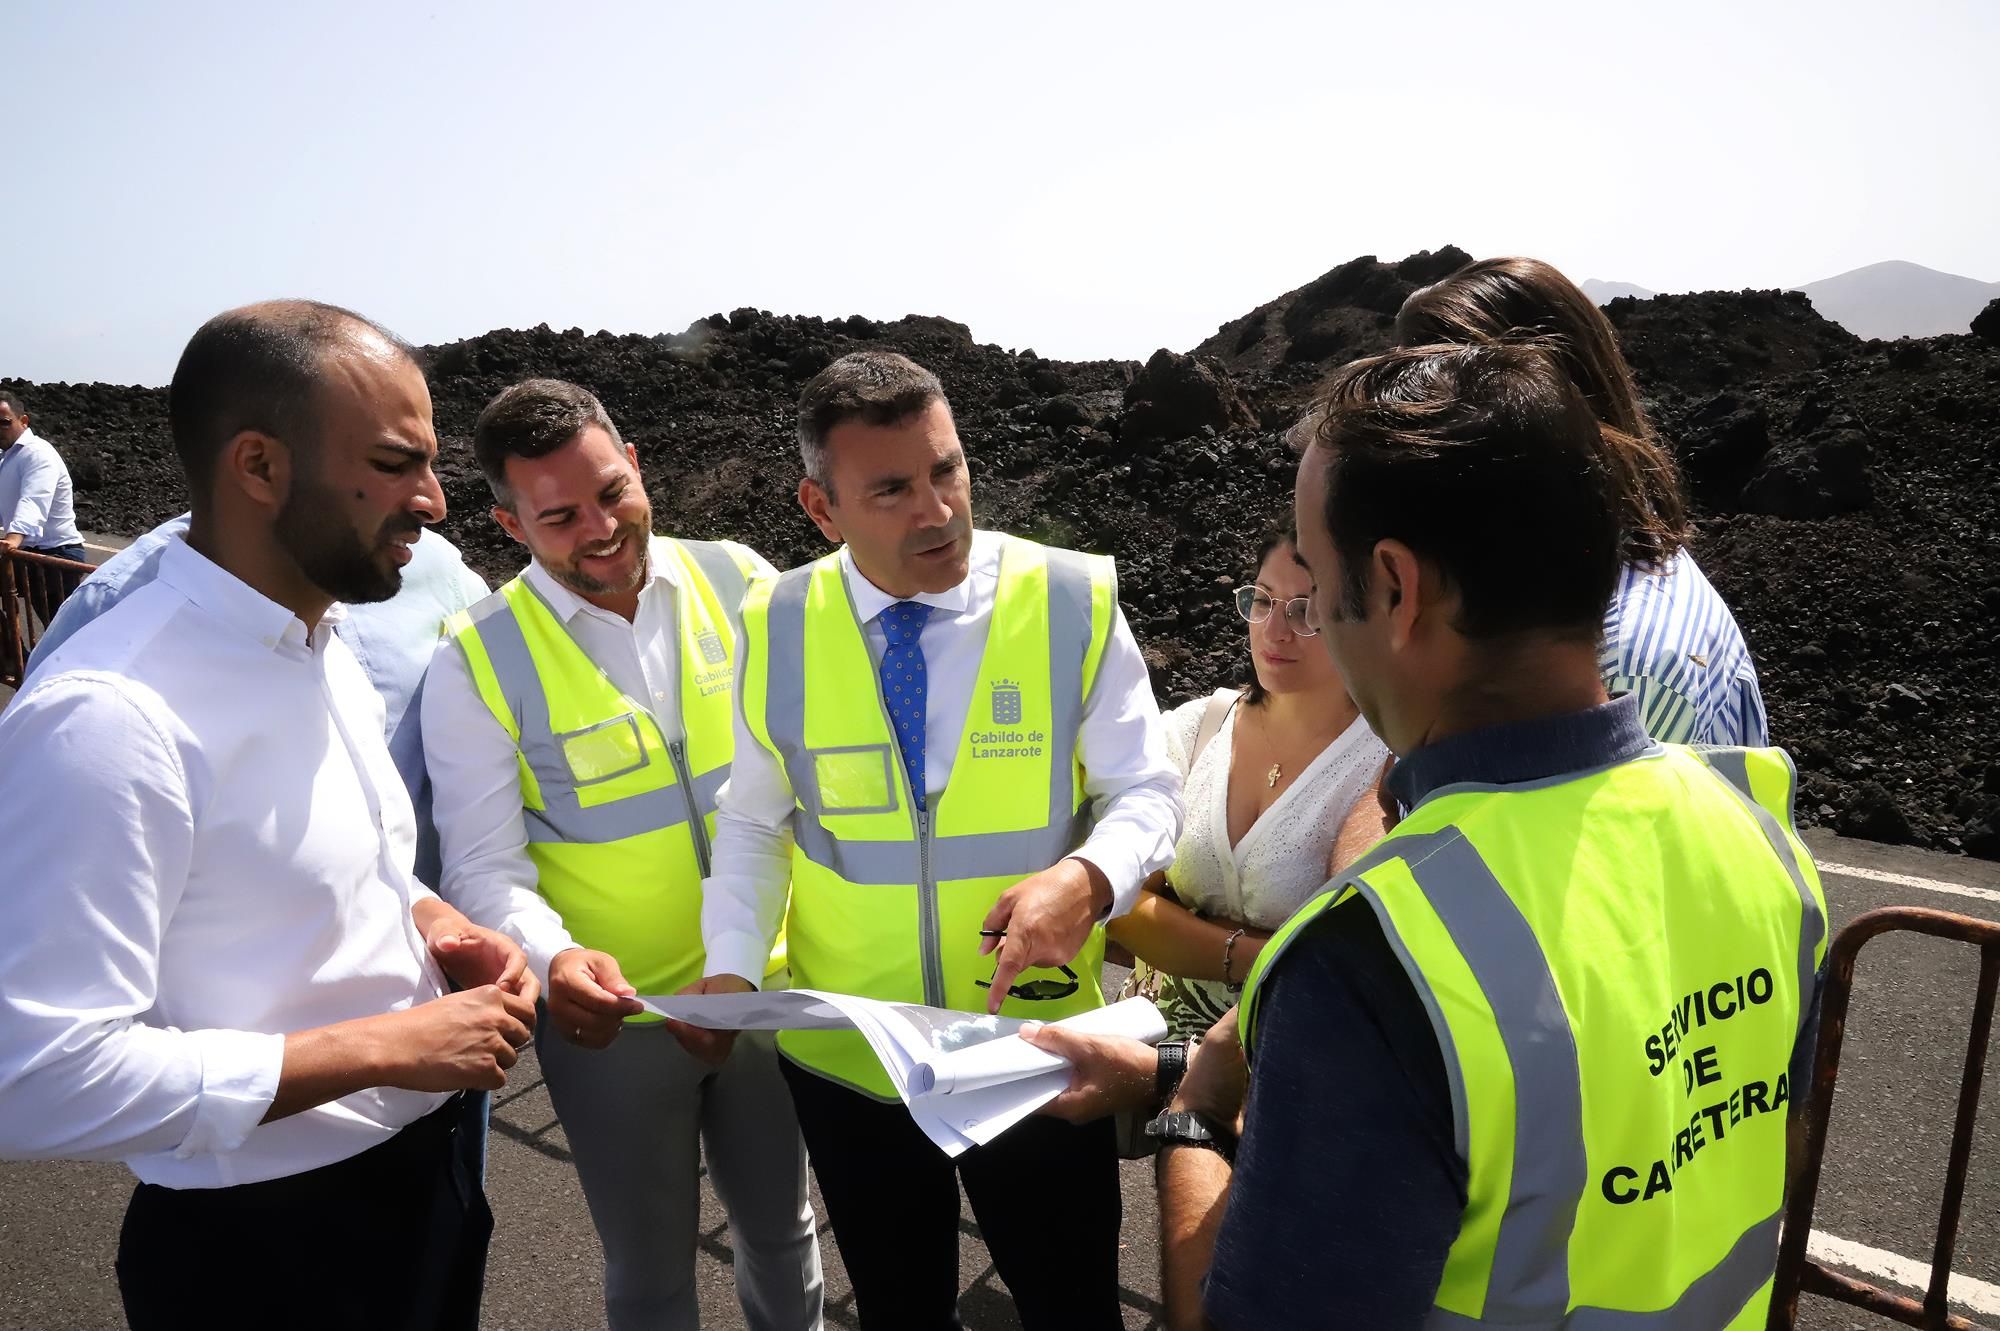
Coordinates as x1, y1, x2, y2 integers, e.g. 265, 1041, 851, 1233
1193, 246, 1472, 419
6, 252, 1997, 856
1606, 295, 2000, 856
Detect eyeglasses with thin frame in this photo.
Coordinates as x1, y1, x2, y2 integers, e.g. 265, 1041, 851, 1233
975, 960, 1081, 1002
1233, 585, 1319, 637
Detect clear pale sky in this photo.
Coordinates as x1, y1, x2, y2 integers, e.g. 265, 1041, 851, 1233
10, 0, 1998, 386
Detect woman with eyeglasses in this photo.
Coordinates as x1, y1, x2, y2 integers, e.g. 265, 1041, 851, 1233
1108, 518, 1390, 1040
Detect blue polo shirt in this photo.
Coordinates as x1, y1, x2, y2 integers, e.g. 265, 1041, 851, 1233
1202, 695, 1820, 1329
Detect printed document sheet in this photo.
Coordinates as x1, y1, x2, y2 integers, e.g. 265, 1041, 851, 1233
638, 990, 1166, 1156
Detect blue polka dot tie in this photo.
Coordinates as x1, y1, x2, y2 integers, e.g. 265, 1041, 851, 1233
880, 600, 933, 812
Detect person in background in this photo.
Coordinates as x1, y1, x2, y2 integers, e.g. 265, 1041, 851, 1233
1109, 516, 1389, 1042
1397, 255, 1769, 746
28, 513, 488, 887
0, 301, 537, 1331
684, 349, 1182, 1330
0, 390, 88, 665
0, 391, 84, 563
423, 378, 822, 1331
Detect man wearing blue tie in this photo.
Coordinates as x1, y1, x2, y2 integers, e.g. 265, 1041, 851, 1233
684, 350, 1183, 1329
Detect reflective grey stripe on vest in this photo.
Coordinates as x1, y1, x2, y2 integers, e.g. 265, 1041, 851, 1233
1697, 747, 1827, 1035
1426, 1209, 1780, 1329
1260, 836, 1475, 1163
763, 541, 1096, 882
789, 807, 1096, 885
1349, 831, 1584, 1321
678, 539, 750, 633
459, 588, 722, 845
1345, 830, 1780, 1328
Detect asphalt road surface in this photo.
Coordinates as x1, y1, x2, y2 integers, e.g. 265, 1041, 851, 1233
1, 830, 1995, 1330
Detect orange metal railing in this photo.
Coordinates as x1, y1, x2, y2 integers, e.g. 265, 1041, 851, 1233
1772, 906, 2000, 1330
0, 546, 95, 690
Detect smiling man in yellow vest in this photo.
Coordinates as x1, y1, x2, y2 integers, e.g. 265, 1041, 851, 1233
420, 379, 822, 1331
683, 350, 1182, 1330
1146, 342, 1828, 1329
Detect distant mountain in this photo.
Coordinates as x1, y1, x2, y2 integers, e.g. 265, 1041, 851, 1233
1792, 260, 2000, 341
1581, 279, 1657, 304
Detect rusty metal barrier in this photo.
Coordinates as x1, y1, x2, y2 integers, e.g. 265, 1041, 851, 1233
0, 546, 95, 690
1772, 905, 2000, 1330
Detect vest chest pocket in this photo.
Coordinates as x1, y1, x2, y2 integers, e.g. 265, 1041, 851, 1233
810, 744, 900, 815
557, 713, 650, 786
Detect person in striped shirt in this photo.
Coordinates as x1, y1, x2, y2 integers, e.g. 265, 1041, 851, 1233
1396, 256, 1767, 746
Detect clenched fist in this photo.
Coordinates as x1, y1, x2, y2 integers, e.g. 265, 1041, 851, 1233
379, 985, 537, 1092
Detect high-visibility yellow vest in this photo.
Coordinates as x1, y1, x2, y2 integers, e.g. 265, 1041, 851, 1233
445, 537, 778, 1006
738, 534, 1119, 1098
1242, 744, 1828, 1329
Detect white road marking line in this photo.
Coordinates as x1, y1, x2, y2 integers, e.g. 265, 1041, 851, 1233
1816, 860, 2000, 907
1808, 1231, 2000, 1317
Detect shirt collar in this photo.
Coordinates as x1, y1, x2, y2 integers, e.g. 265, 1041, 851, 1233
1, 428, 38, 457
839, 529, 993, 623
523, 533, 678, 624
154, 538, 333, 654
1386, 693, 1653, 810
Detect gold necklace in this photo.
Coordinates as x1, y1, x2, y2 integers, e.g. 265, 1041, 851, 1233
1267, 762, 1282, 788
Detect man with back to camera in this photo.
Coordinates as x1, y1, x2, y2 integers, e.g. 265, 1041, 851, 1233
1392, 254, 1770, 747
0, 301, 538, 1331
421, 377, 823, 1330
1133, 341, 1827, 1328
678, 349, 1183, 1329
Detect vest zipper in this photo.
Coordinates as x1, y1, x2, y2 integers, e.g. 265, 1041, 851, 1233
657, 572, 715, 881
666, 737, 712, 878
915, 805, 945, 1007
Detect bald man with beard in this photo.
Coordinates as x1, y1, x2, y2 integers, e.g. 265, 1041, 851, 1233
0, 302, 538, 1331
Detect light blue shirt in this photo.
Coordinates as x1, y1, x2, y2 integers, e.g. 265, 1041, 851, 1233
27, 514, 489, 884
1600, 550, 1768, 747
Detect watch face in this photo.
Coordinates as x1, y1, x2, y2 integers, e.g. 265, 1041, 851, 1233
1147, 1111, 1213, 1142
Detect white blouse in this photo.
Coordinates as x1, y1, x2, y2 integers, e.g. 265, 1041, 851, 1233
1161, 691, 1390, 928
1133, 691, 1389, 1038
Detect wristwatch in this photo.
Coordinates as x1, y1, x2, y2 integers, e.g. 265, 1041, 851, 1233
1145, 1108, 1235, 1162
1155, 1039, 1189, 1103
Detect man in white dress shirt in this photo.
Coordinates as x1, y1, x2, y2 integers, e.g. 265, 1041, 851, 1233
678, 350, 1182, 1329
0, 301, 538, 1331
0, 390, 88, 668
421, 379, 822, 1330
0, 391, 85, 560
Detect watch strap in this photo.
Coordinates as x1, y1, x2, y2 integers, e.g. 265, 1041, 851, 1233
1155, 1040, 1189, 1103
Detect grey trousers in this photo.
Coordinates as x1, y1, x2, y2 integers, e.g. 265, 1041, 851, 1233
537, 1020, 824, 1330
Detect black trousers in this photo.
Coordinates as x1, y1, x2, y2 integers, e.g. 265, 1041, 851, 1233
115, 1093, 492, 1331
783, 1058, 1124, 1331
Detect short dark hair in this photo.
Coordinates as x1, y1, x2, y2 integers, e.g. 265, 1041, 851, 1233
0, 391, 25, 415
168, 301, 413, 493
1310, 341, 1623, 642
1395, 257, 1689, 569
796, 351, 948, 495
1241, 513, 1299, 709
472, 378, 624, 506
